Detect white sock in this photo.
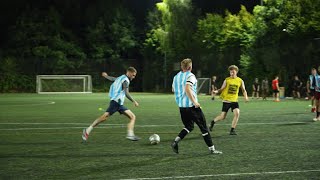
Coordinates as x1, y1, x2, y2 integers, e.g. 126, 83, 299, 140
127, 130, 134, 137
86, 126, 93, 135
208, 145, 215, 151
174, 136, 181, 143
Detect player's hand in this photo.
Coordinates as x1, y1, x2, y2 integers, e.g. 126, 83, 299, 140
194, 102, 201, 108
102, 72, 108, 78
133, 101, 139, 107
213, 90, 218, 94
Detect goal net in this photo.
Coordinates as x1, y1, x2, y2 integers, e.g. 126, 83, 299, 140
36, 75, 92, 94
197, 78, 211, 95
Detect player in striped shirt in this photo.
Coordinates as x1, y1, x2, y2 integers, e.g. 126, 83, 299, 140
171, 58, 222, 154
82, 67, 140, 142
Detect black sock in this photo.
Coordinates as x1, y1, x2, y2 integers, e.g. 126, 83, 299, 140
177, 128, 189, 141
317, 112, 320, 117
230, 128, 235, 132
203, 133, 213, 147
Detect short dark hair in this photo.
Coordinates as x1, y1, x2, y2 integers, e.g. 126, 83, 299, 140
127, 67, 137, 73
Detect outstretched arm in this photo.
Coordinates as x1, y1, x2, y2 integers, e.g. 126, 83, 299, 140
122, 81, 139, 107
102, 72, 117, 81
213, 80, 227, 94
241, 80, 249, 102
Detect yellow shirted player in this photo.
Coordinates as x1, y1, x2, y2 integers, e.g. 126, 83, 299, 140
209, 65, 249, 135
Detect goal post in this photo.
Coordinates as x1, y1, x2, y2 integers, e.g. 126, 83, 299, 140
36, 75, 92, 94
197, 78, 211, 95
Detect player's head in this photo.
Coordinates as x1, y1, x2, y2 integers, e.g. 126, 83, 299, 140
311, 68, 317, 75
181, 58, 192, 72
212, 76, 217, 81
275, 75, 279, 80
126, 67, 137, 80
228, 65, 238, 77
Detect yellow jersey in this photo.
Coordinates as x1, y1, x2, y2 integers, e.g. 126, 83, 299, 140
220, 77, 243, 102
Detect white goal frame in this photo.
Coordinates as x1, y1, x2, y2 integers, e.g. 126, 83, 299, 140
36, 75, 92, 94
197, 78, 211, 95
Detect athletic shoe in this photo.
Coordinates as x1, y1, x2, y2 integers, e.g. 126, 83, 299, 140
313, 117, 320, 122
171, 141, 179, 154
82, 128, 88, 142
126, 135, 140, 141
210, 149, 223, 155
209, 121, 215, 132
311, 107, 316, 113
229, 131, 237, 135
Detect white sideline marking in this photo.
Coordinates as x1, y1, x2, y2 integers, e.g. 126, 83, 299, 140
1, 101, 55, 106
0, 121, 310, 131
121, 169, 320, 180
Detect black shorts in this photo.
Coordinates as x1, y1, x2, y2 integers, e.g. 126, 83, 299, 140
309, 89, 315, 97
222, 102, 239, 112
179, 106, 208, 133
106, 100, 128, 115
273, 89, 279, 93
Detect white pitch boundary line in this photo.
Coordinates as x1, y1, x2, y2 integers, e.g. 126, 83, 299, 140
121, 169, 320, 180
0, 121, 311, 131
0, 101, 56, 107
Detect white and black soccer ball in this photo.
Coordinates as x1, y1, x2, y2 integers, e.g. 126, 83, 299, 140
149, 134, 160, 145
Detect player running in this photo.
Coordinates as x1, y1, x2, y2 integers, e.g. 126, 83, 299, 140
82, 67, 140, 142
313, 66, 320, 121
209, 65, 249, 135
171, 58, 222, 154
307, 68, 318, 113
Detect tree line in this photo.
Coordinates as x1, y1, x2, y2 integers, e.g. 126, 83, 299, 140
0, 0, 319, 93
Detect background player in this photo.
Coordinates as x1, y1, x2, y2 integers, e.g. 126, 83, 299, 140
82, 67, 140, 142
171, 58, 222, 154
209, 65, 249, 135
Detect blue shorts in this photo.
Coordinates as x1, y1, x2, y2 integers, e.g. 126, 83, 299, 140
106, 100, 128, 115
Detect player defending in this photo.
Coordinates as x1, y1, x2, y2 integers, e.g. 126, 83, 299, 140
171, 58, 222, 154
209, 65, 249, 135
82, 67, 140, 142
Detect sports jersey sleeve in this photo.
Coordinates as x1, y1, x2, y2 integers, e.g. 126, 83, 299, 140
186, 75, 196, 86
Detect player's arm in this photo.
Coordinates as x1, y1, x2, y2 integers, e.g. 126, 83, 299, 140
185, 75, 200, 108
214, 80, 227, 94
276, 82, 280, 91
102, 72, 117, 81
122, 81, 139, 107
306, 80, 310, 92
241, 80, 249, 102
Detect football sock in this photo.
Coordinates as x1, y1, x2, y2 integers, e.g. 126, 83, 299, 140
86, 125, 93, 135
208, 145, 215, 151
230, 128, 235, 132
203, 133, 213, 147
177, 128, 189, 140
127, 130, 134, 137
174, 136, 181, 143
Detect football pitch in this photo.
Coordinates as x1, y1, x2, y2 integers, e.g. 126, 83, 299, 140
0, 93, 319, 179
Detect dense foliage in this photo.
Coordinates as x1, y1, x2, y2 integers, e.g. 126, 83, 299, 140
0, 0, 319, 93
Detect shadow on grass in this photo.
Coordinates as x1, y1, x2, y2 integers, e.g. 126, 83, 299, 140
277, 122, 311, 126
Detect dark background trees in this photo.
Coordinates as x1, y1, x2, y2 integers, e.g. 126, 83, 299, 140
0, 0, 319, 94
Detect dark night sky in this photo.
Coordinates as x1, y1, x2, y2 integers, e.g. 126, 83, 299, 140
0, 0, 261, 46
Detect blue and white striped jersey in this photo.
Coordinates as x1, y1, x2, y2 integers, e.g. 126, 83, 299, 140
109, 75, 130, 105
172, 71, 198, 108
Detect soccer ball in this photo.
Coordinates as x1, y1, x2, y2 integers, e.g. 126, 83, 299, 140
149, 134, 160, 145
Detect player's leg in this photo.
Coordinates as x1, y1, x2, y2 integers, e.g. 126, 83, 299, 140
257, 91, 260, 99
194, 108, 222, 154
82, 112, 111, 142
171, 108, 194, 154
123, 109, 140, 141
209, 102, 229, 131
230, 107, 240, 135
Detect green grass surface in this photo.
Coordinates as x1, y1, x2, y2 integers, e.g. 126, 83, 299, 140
0, 93, 319, 179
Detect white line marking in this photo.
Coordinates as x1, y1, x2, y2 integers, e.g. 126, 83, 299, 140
0, 121, 310, 131
121, 169, 320, 180
0, 101, 55, 107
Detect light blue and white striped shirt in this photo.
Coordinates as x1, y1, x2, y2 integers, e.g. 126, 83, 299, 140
109, 75, 130, 105
172, 71, 198, 108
